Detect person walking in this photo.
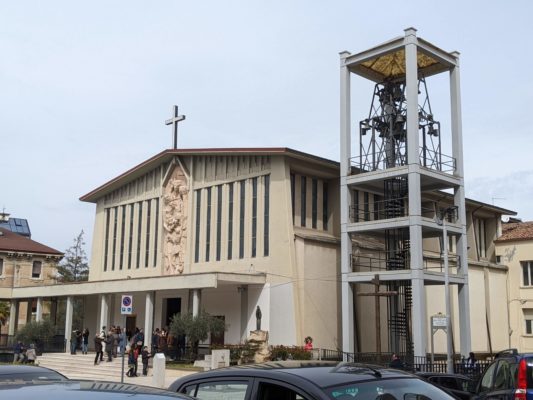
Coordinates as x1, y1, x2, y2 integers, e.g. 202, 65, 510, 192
141, 346, 152, 376
70, 330, 78, 354
82, 328, 89, 355
94, 333, 104, 365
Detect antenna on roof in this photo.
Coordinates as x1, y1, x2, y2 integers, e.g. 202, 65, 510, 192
0, 207, 9, 222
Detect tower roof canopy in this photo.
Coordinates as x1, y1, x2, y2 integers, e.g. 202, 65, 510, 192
342, 28, 459, 82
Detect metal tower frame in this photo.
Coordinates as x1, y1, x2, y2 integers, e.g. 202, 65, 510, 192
340, 28, 471, 360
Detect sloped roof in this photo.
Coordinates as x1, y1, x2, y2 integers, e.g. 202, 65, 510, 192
496, 221, 533, 243
0, 228, 63, 256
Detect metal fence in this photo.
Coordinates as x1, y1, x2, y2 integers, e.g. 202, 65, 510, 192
0, 334, 66, 355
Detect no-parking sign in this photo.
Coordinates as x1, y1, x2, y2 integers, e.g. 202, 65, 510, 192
121, 295, 133, 315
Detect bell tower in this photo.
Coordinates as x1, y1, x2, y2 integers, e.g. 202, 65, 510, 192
340, 28, 470, 361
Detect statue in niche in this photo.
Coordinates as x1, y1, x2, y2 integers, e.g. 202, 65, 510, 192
163, 168, 188, 274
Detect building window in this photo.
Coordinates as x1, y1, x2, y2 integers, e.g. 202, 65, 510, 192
264, 175, 270, 256
136, 202, 143, 268
323, 182, 328, 230
239, 180, 246, 259
522, 261, 533, 286
475, 218, 487, 258
364, 191, 370, 221
206, 187, 212, 262
290, 173, 295, 224
252, 177, 258, 258
228, 183, 234, 260
0, 258, 3, 276
525, 309, 533, 334
373, 194, 381, 220
216, 186, 222, 261
195, 190, 201, 263
145, 200, 151, 267
300, 176, 307, 227
119, 205, 126, 270
104, 208, 110, 272
312, 178, 318, 229
32, 261, 42, 279
112, 206, 118, 271
353, 190, 359, 222
128, 204, 134, 269
153, 198, 159, 267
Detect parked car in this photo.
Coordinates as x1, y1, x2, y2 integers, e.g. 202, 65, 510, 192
0, 364, 68, 382
169, 360, 457, 400
0, 380, 196, 399
416, 372, 474, 400
471, 348, 533, 400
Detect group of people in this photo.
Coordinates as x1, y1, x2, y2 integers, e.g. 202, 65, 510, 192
90, 325, 152, 377
151, 327, 186, 360
12, 341, 37, 364
70, 328, 90, 354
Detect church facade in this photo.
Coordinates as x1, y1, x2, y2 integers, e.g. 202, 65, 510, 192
1, 146, 516, 356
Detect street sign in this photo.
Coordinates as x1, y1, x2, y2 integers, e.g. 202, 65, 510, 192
121, 295, 133, 315
432, 315, 447, 328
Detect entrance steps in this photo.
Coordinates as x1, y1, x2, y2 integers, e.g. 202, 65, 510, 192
37, 352, 134, 381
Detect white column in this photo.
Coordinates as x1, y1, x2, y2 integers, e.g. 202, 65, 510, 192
8, 300, 17, 336
65, 296, 74, 354
144, 292, 154, 349
405, 28, 420, 164
100, 294, 109, 332
192, 289, 201, 317
450, 53, 471, 356
36, 297, 43, 322
340, 50, 355, 357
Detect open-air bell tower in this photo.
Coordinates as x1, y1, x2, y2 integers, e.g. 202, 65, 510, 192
340, 28, 471, 360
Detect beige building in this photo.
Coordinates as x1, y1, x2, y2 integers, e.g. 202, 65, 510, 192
495, 220, 533, 351
0, 227, 63, 337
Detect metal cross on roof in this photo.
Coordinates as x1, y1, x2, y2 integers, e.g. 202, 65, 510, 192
165, 105, 186, 149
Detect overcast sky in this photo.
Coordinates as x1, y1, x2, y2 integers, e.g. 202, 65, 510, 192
1, 1, 532, 260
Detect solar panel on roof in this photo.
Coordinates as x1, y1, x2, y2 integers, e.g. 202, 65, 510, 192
0, 218, 31, 237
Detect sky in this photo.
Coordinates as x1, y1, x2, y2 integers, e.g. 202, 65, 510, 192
1, 1, 532, 260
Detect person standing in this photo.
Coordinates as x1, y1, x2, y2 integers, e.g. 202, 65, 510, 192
105, 329, 114, 362
390, 353, 404, 369
13, 340, 24, 363
26, 344, 37, 364
82, 328, 89, 355
94, 333, 104, 365
70, 330, 78, 354
304, 336, 313, 351
141, 346, 151, 376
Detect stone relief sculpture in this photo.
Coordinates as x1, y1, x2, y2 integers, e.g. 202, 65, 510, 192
163, 167, 188, 274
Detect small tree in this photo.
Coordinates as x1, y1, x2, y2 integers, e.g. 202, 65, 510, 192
56, 230, 89, 282
169, 310, 226, 360
15, 319, 56, 352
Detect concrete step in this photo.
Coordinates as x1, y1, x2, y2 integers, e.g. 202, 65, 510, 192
38, 353, 137, 379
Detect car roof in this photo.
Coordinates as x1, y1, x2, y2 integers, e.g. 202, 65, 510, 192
416, 372, 472, 380
172, 362, 418, 389
0, 380, 194, 399
0, 364, 67, 378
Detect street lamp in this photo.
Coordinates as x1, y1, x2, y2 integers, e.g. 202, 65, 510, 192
436, 206, 457, 374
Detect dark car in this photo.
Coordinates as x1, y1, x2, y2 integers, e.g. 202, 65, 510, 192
416, 372, 474, 400
0, 380, 196, 400
0, 364, 69, 383
169, 360, 456, 400
472, 348, 533, 400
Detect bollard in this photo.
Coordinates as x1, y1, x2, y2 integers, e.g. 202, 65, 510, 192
152, 353, 166, 388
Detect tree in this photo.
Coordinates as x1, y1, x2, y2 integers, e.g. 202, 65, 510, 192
56, 230, 89, 282
0, 301, 9, 325
169, 310, 226, 360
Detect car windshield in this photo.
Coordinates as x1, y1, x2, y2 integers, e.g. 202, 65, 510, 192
327, 378, 455, 400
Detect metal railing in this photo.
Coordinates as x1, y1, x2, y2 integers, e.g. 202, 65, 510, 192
0, 334, 66, 354
349, 146, 456, 175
